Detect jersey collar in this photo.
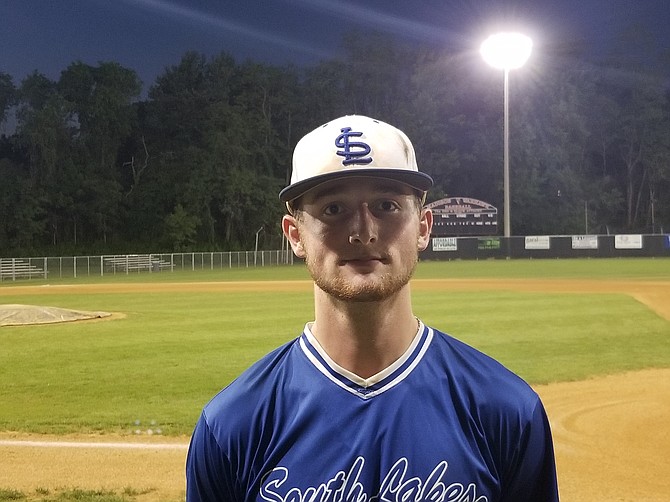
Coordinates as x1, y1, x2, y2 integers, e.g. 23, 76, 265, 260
299, 320, 433, 399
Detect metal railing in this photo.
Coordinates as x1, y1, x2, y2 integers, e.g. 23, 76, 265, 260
0, 250, 295, 281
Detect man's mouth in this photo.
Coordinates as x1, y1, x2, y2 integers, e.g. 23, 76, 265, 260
341, 256, 386, 266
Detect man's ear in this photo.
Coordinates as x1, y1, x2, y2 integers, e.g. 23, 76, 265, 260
282, 215, 306, 258
417, 208, 433, 252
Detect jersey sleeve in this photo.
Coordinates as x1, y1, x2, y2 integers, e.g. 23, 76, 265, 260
500, 397, 559, 502
186, 411, 238, 502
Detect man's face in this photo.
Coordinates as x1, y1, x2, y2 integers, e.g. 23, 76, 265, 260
283, 178, 433, 303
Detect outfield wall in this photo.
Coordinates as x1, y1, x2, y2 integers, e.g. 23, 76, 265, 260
422, 234, 670, 260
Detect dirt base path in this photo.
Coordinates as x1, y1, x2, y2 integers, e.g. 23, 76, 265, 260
0, 434, 188, 500
1, 278, 669, 501
537, 368, 670, 502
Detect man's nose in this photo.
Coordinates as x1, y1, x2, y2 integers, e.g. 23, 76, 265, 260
348, 204, 377, 245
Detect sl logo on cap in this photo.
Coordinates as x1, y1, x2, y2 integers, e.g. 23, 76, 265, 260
335, 127, 373, 166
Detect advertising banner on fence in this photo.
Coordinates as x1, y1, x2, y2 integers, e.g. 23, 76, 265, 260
478, 237, 501, 250
615, 234, 643, 249
572, 235, 599, 250
525, 235, 550, 250
432, 237, 458, 252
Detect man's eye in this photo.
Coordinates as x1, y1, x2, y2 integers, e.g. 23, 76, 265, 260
323, 203, 342, 216
378, 200, 400, 212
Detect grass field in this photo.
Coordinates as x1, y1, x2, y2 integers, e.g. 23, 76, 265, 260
1, 257, 669, 502
1, 258, 668, 436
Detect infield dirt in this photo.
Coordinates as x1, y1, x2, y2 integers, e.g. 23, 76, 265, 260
1, 278, 669, 502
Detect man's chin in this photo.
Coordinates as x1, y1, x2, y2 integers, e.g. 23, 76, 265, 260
314, 276, 407, 303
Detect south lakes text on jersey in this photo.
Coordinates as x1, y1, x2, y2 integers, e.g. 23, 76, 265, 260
259, 456, 488, 502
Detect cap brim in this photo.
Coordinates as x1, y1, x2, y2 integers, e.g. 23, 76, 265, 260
279, 169, 433, 203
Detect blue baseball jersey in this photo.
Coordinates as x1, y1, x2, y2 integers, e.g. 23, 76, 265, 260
187, 321, 559, 502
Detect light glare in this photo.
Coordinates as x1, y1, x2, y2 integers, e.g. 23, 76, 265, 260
480, 32, 533, 70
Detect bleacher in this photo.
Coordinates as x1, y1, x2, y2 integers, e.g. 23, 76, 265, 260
0, 259, 48, 281
103, 254, 174, 273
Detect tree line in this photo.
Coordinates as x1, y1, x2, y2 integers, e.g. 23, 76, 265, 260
1, 30, 668, 256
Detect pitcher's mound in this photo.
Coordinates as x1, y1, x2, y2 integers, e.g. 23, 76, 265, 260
0, 304, 112, 327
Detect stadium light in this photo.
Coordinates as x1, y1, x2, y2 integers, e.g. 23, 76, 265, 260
480, 32, 532, 239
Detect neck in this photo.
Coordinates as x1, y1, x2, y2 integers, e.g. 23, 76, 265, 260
311, 285, 419, 379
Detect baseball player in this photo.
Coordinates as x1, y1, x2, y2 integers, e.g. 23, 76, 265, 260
186, 115, 559, 501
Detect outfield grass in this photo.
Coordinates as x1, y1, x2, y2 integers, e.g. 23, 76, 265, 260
0, 488, 146, 502
0, 258, 668, 436
415, 256, 670, 280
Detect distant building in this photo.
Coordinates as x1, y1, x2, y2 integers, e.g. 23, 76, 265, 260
426, 197, 498, 236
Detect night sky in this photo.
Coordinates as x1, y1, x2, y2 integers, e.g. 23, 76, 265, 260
2, 0, 669, 94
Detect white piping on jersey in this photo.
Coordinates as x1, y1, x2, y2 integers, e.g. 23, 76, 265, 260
299, 321, 434, 400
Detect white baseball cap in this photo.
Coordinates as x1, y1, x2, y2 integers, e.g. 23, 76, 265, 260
279, 115, 433, 206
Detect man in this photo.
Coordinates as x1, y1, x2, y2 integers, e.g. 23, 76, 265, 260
186, 115, 559, 501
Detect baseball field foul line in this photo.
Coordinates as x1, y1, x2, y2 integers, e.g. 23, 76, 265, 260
0, 439, 188, 450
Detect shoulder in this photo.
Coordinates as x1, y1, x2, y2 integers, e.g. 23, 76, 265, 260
426, 327, 557, 495
202, 338, 300, 423
188, 337, 303, 489
427, 327, 541, 413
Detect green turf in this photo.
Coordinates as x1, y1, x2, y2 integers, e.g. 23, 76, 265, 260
0, 258, 668, 435
414, 256, 670, 280
414, 290, 669, 383
0, 488, 152, 502
0, 290, 309, 435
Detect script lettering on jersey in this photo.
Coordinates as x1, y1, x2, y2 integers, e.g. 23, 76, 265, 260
335, 127, 373, 166
259, 457, 488, 502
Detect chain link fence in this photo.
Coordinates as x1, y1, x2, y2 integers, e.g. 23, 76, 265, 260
0, 250, 295, 281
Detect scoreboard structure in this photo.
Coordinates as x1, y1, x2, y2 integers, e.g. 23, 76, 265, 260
426, 197, 498, 236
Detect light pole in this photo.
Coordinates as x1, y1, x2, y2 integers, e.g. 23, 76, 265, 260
480, 32, 533, 239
